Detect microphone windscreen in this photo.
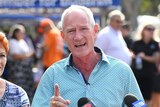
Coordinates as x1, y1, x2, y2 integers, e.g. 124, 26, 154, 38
78, 97, 90, 107
124, 94, 138, 107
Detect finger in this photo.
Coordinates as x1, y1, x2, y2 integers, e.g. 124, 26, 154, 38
51, 96, 70, 105
65, 100, 70, 105
54, 84, 60, 96
51, 101, 68, 107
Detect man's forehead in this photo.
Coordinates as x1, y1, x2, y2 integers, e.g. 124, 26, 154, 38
65, 9, 86, 18
63, 10, 88, 24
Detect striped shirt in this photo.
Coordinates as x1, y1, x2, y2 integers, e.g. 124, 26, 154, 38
32, 47, 143, 107
0, 81, 30, 107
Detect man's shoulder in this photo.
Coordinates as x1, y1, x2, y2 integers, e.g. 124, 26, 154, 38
46, 58, 68, 72
52, 58, 67, 66
106, 55, 131, 69
105, 55, 133, 78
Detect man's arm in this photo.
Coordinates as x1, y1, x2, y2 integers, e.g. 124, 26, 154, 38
32, 69, 54, 107
122, 64, 144, 107
126, 67, 144, 100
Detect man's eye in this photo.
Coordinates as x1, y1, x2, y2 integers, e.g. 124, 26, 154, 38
67, 30, 75, 33
81, 28, 88, 30
68, 30, 73, 33
0, 54, 6, 58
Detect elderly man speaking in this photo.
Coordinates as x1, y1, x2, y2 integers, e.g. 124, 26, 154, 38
32, 5, 143, 107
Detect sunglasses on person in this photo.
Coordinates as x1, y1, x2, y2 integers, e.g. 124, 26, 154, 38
111, 18, 123, 24
114, 20, 122, 24
144, 27, 155, 31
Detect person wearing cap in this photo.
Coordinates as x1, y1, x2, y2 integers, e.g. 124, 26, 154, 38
0, 32, 30, 107
95, 10, 132, 65
38, 18, 64, 70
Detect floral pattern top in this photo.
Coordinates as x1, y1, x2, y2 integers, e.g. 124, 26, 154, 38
0, 81, 30, 107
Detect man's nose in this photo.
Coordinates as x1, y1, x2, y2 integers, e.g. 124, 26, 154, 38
74, 30, 83, 40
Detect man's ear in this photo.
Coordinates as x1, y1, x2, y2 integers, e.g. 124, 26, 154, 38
60, 31, 64, 39
93, 23, 99, 39
94, 23, 99, 33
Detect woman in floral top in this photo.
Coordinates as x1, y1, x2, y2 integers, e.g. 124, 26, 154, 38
0, 32, 30, 107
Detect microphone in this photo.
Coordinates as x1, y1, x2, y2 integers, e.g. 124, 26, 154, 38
124, 94, 147, 107
77, 97, 96, 107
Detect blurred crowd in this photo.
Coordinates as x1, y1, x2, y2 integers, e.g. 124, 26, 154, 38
0, 9, 160, 107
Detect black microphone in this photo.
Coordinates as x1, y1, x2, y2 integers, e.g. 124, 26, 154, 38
77, 97, 96, 107
124, 94, 147, 107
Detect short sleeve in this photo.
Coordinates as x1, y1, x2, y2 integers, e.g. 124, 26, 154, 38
124, 66, 144, 101
32, 68, 54, 107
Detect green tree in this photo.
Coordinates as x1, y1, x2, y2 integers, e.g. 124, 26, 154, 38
121, 0, 160, 30
139, 0, 160, 15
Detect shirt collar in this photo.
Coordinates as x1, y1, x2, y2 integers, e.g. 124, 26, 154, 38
64, 47, 109, 68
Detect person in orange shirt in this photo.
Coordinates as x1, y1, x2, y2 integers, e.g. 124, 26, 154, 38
38, 18, 64, 70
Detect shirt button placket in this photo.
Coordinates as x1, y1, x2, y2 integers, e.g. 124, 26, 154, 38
86, 84, 90, 97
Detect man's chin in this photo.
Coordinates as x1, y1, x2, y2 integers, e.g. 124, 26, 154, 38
72, 51, 89, 58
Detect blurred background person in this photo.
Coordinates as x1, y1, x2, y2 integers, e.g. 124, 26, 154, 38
18, 23, 35, 53
131, 23, 159, 106
95, 10, 132, 65
0, 32, 30, 107
121, 22, 133, 50
7, 24, 35, 103
37, 18, 64, 70
151, 49, 160, 107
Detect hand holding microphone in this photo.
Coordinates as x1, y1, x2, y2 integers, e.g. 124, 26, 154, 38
50, 84, 70, 107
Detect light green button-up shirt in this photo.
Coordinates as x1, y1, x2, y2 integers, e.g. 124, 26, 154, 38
32, 47, 143, 107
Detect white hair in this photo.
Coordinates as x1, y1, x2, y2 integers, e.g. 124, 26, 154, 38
57, 21, 62, 30
61, 5, 95, 30
108, 10, 125, 23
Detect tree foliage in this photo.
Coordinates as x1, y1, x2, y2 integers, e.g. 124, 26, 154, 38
121, 0, 160, 30
139, 0, 160, 15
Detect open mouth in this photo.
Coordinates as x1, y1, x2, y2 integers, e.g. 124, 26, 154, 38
75, 43, 86, 48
